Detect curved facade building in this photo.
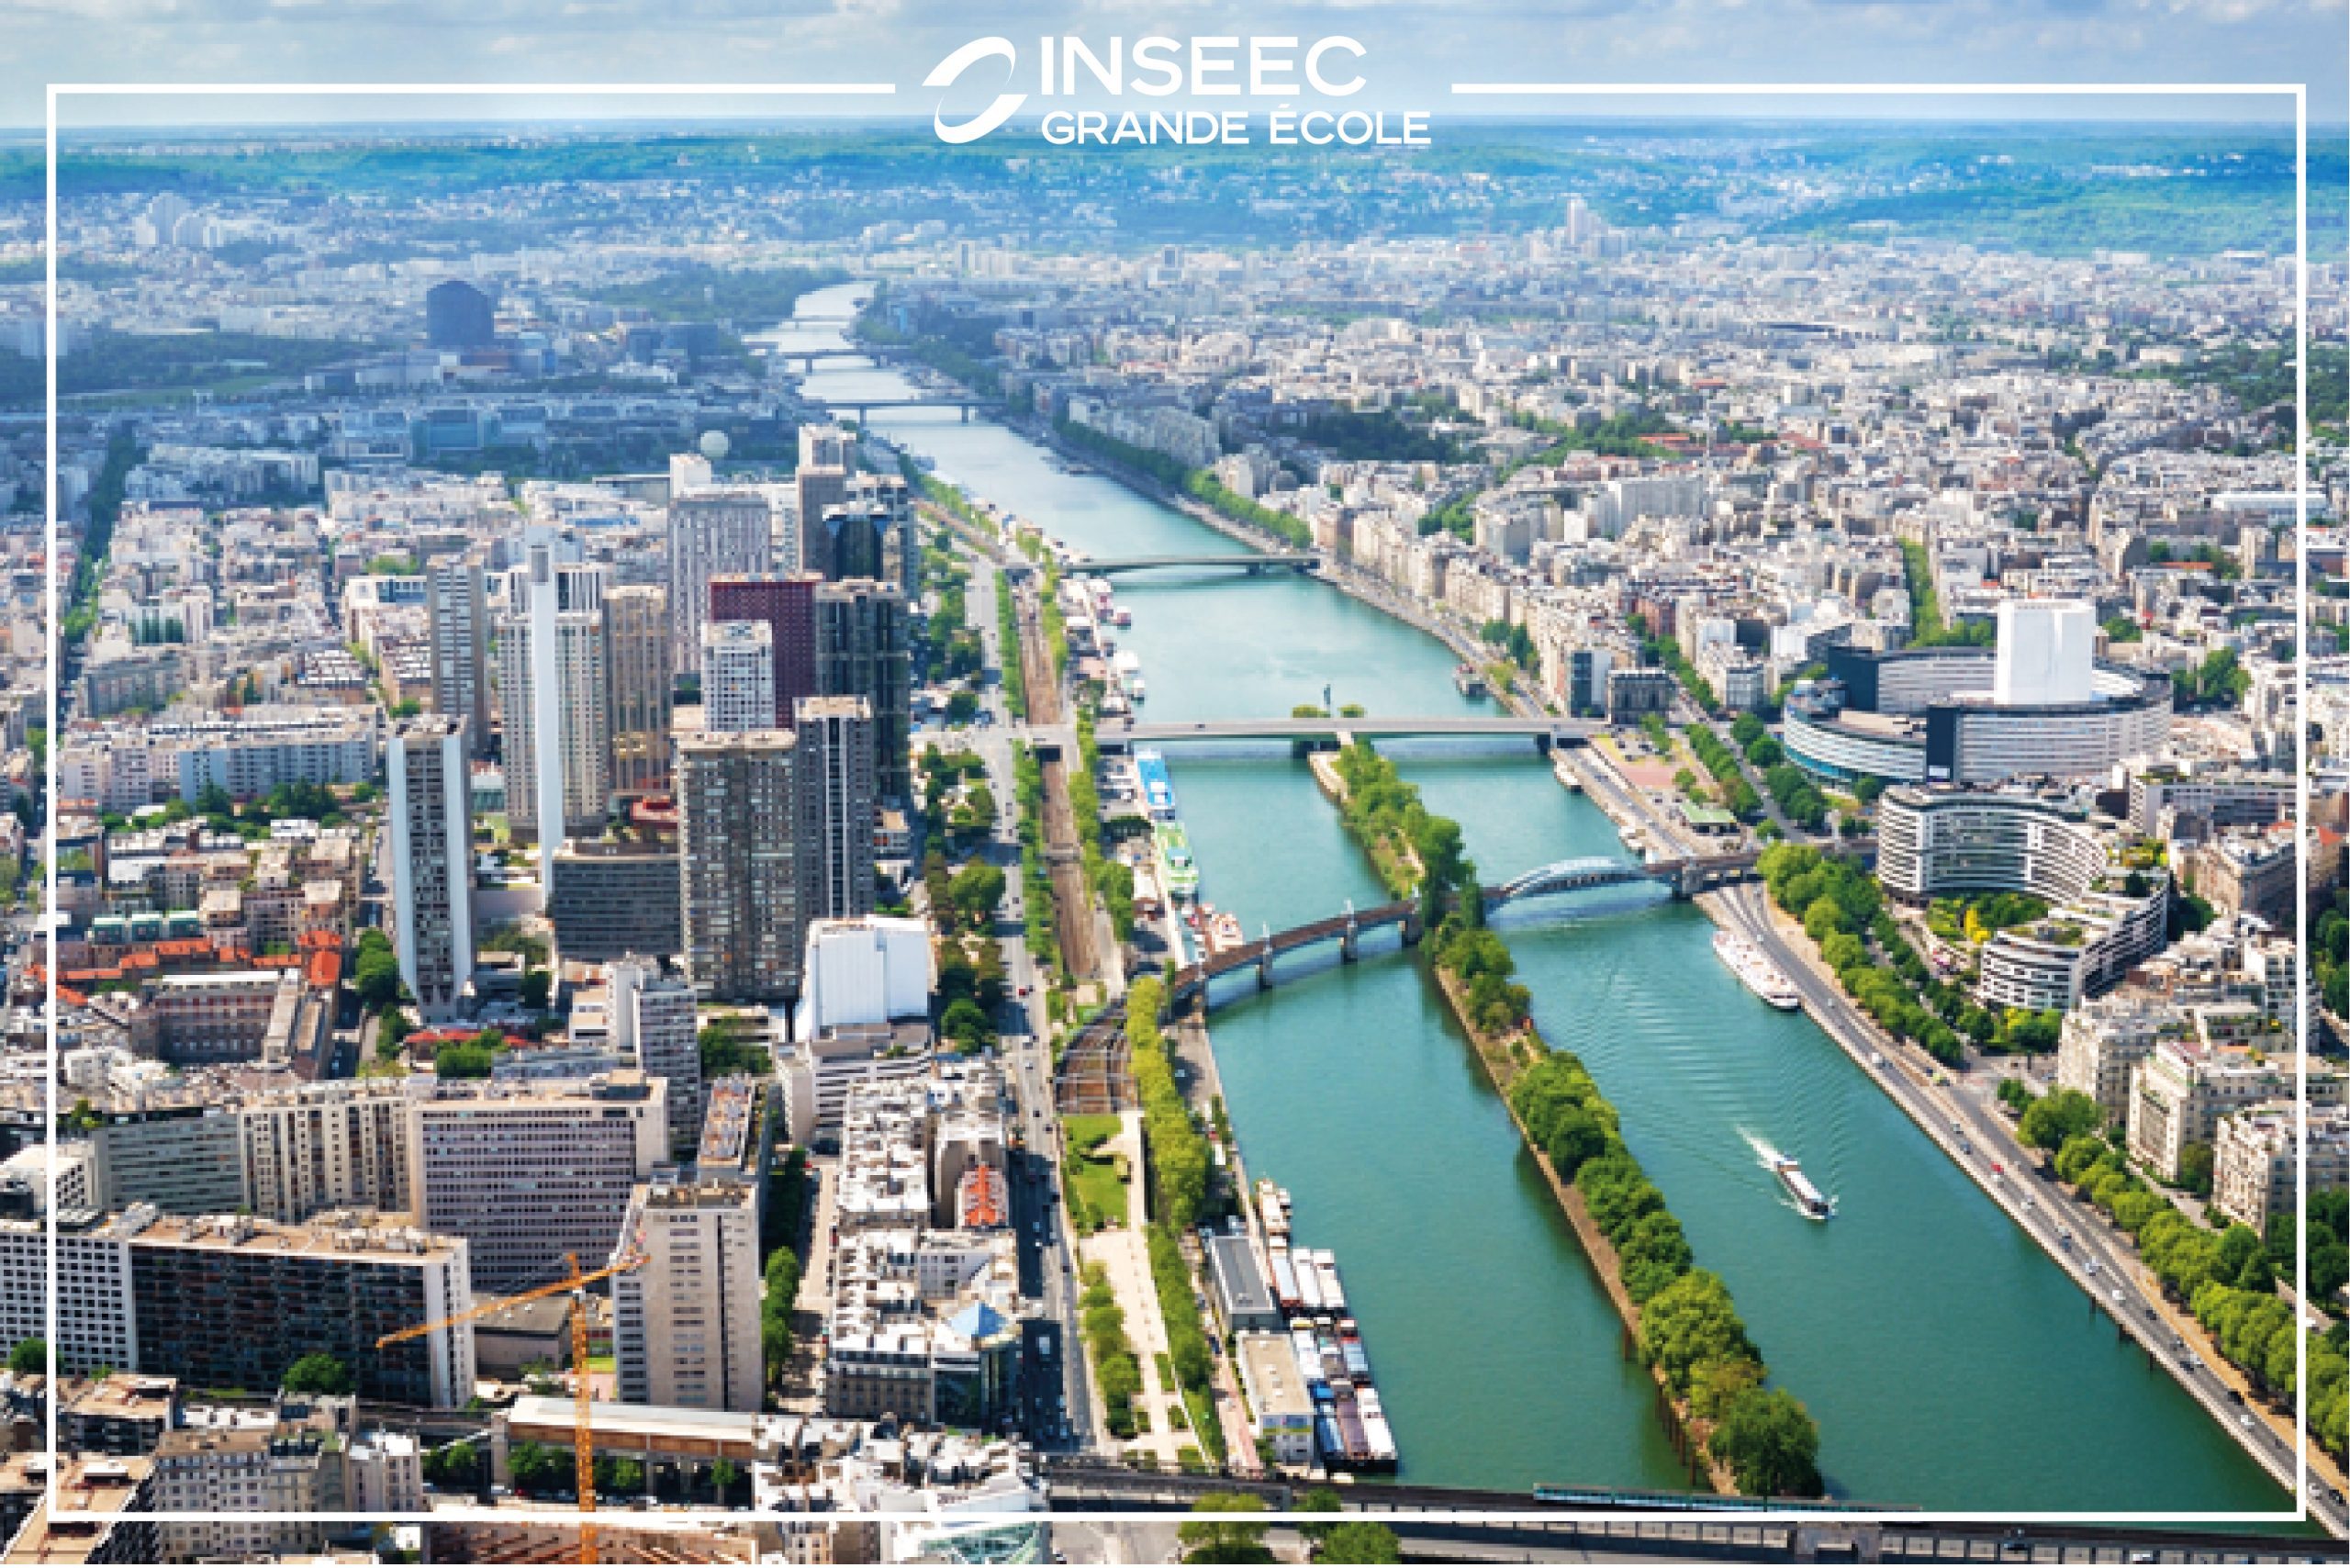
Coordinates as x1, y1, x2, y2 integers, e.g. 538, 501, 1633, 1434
1785, 644, 2169, 788
1878, 784, 2169, 1012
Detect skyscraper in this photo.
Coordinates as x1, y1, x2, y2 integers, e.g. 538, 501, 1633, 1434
424, 278, 495, 349
608, 955, 702, 1151
794, 694, 877, 923
708, 573, 820, 723
386, 715, 475, 1022
498, 534, 610, 877
603, 583, 672, 800
701, 620, 776, 735
667, 491, 773, 674
815, 579, 912, 805
425, 549, 491, 758
677, 726, 804, 1002
793, 465, 850, 579
610, 1177, 763, 1413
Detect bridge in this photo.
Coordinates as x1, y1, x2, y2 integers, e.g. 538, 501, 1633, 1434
1158, 851, 1759, 1011
825, 397, 995, 424
1098, 715, 1598, 750
766, 345, 876, 372
1490, 850, 1758, 904
1074, 553, 1321, 577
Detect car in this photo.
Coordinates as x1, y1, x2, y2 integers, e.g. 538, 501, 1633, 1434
2109, 1287, 2123, 1304
2240, 1413, 2256, 1430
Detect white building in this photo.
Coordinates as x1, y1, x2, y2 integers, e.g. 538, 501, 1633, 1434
794, 917, 933, 1040
405, 1070, 667, 1294
701, 619, 777, 735
610, 1177, 764, 1413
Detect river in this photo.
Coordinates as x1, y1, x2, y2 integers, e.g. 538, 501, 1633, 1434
764, 280, 2287, 1509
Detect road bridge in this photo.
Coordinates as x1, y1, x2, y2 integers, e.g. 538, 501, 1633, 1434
1155, 850, 1758, 1011
1073, 553, 1320, 577
825, 397, 994, 423
1099, 715, 1597, 750
766, 345, 877, 372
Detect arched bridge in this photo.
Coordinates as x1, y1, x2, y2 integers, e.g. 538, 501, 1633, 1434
1489, 849, 1758, 904
1076, 553, 1320, 577
1152, 850, 1760, 1013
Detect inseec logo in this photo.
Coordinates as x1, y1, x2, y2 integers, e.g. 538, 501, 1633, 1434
923, 35, 1429, 148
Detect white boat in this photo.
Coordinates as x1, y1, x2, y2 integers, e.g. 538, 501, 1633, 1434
1713, 930, 1801, 1011
1551, 755, 1583, 792
1770, 1154, 1834, 1220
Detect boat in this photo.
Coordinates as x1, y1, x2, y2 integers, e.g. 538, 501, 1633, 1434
1111, 605, 1133, 628
1311, 1250, 1346, 1312
1154, 822, 1201, 902
1769, 1153, 1835, 1220
1619, 823, 1645, 853
1452, 662, 1489, 699
1712, 930, 1802, 1011
1135, 750, 1177, 819
1551, 755, 1583, 792
1206, 908, 1246, 954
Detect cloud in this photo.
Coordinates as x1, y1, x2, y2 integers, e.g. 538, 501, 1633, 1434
5, 0, 2342, 126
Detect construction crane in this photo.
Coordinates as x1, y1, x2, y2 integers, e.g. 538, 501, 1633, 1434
378, 1249, 643, 1564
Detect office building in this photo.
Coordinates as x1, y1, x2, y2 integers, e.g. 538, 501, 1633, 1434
238, 1078, 415, 1223
426, 549, 492, 757
603, 584, 673, 800
667, 491, 773, 674
424, 279, 495, 349
1783, 642, 2171, 788
126, 1207, 476, 1407
547, 837, 683, 964
499, 536, 611, 867
610, 1177, 763, 1413
707, 573, 821, 722
386, 715, 475, 1021
702, 620, 777, 734
677, 727, 805, 1003
406, 1071, 666, 1294
794, 465, 850, 580
0, 1212, 140, 1376
795, 917, 933, 1039
1877, 784, 2170, 1011
84, 1103, 245, 1215
815, 579, 912, 804
608, 956, 702, 1151
795, 694, 877, 922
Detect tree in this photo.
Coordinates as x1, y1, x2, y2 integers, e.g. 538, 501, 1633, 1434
281, 1352, 352, 1395
947, 861, 1007, 925
6, 1338, 45, 1376
1710, 1387, 1825, 1496
1319, 1522, 1404, 1563
2017, 1088, 2101, 1152
507, 1439, 565, 1495
518, 969, 552, 1012
1292, 1485, 1343, 1545
423, 1438, 479, 1488
431, 1041, 495, 1080
1178, 1493, 1272, 1563
2176, 1141, 2215, 1197
352, 928, 404, 1014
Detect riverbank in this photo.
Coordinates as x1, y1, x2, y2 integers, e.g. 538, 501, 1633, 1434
795, 285, 2305, 1511
1318, 745, 1804, 1499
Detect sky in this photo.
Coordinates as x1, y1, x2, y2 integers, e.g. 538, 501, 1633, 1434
1, 0, 2345, 130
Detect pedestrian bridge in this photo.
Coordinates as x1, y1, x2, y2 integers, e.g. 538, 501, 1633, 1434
1075, 553, 1320, 577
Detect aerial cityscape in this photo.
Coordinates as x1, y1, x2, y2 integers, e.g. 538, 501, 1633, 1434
0, 11, 2344, 1562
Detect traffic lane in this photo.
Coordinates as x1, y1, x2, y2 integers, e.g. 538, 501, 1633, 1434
1723, 889, 2339, 1528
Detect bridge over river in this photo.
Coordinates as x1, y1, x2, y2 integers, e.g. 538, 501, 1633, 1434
1055, 851, 1758, 1113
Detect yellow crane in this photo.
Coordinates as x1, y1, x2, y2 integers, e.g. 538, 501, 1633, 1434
378, 1249, 643, 1564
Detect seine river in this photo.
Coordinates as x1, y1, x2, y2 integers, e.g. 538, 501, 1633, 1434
768, 281, 2283, 1508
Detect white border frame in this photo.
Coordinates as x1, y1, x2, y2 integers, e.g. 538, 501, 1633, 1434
39, 76, 2319, 1539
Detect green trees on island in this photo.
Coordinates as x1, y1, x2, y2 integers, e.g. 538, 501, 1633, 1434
1508, 1025, 1822, 1496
